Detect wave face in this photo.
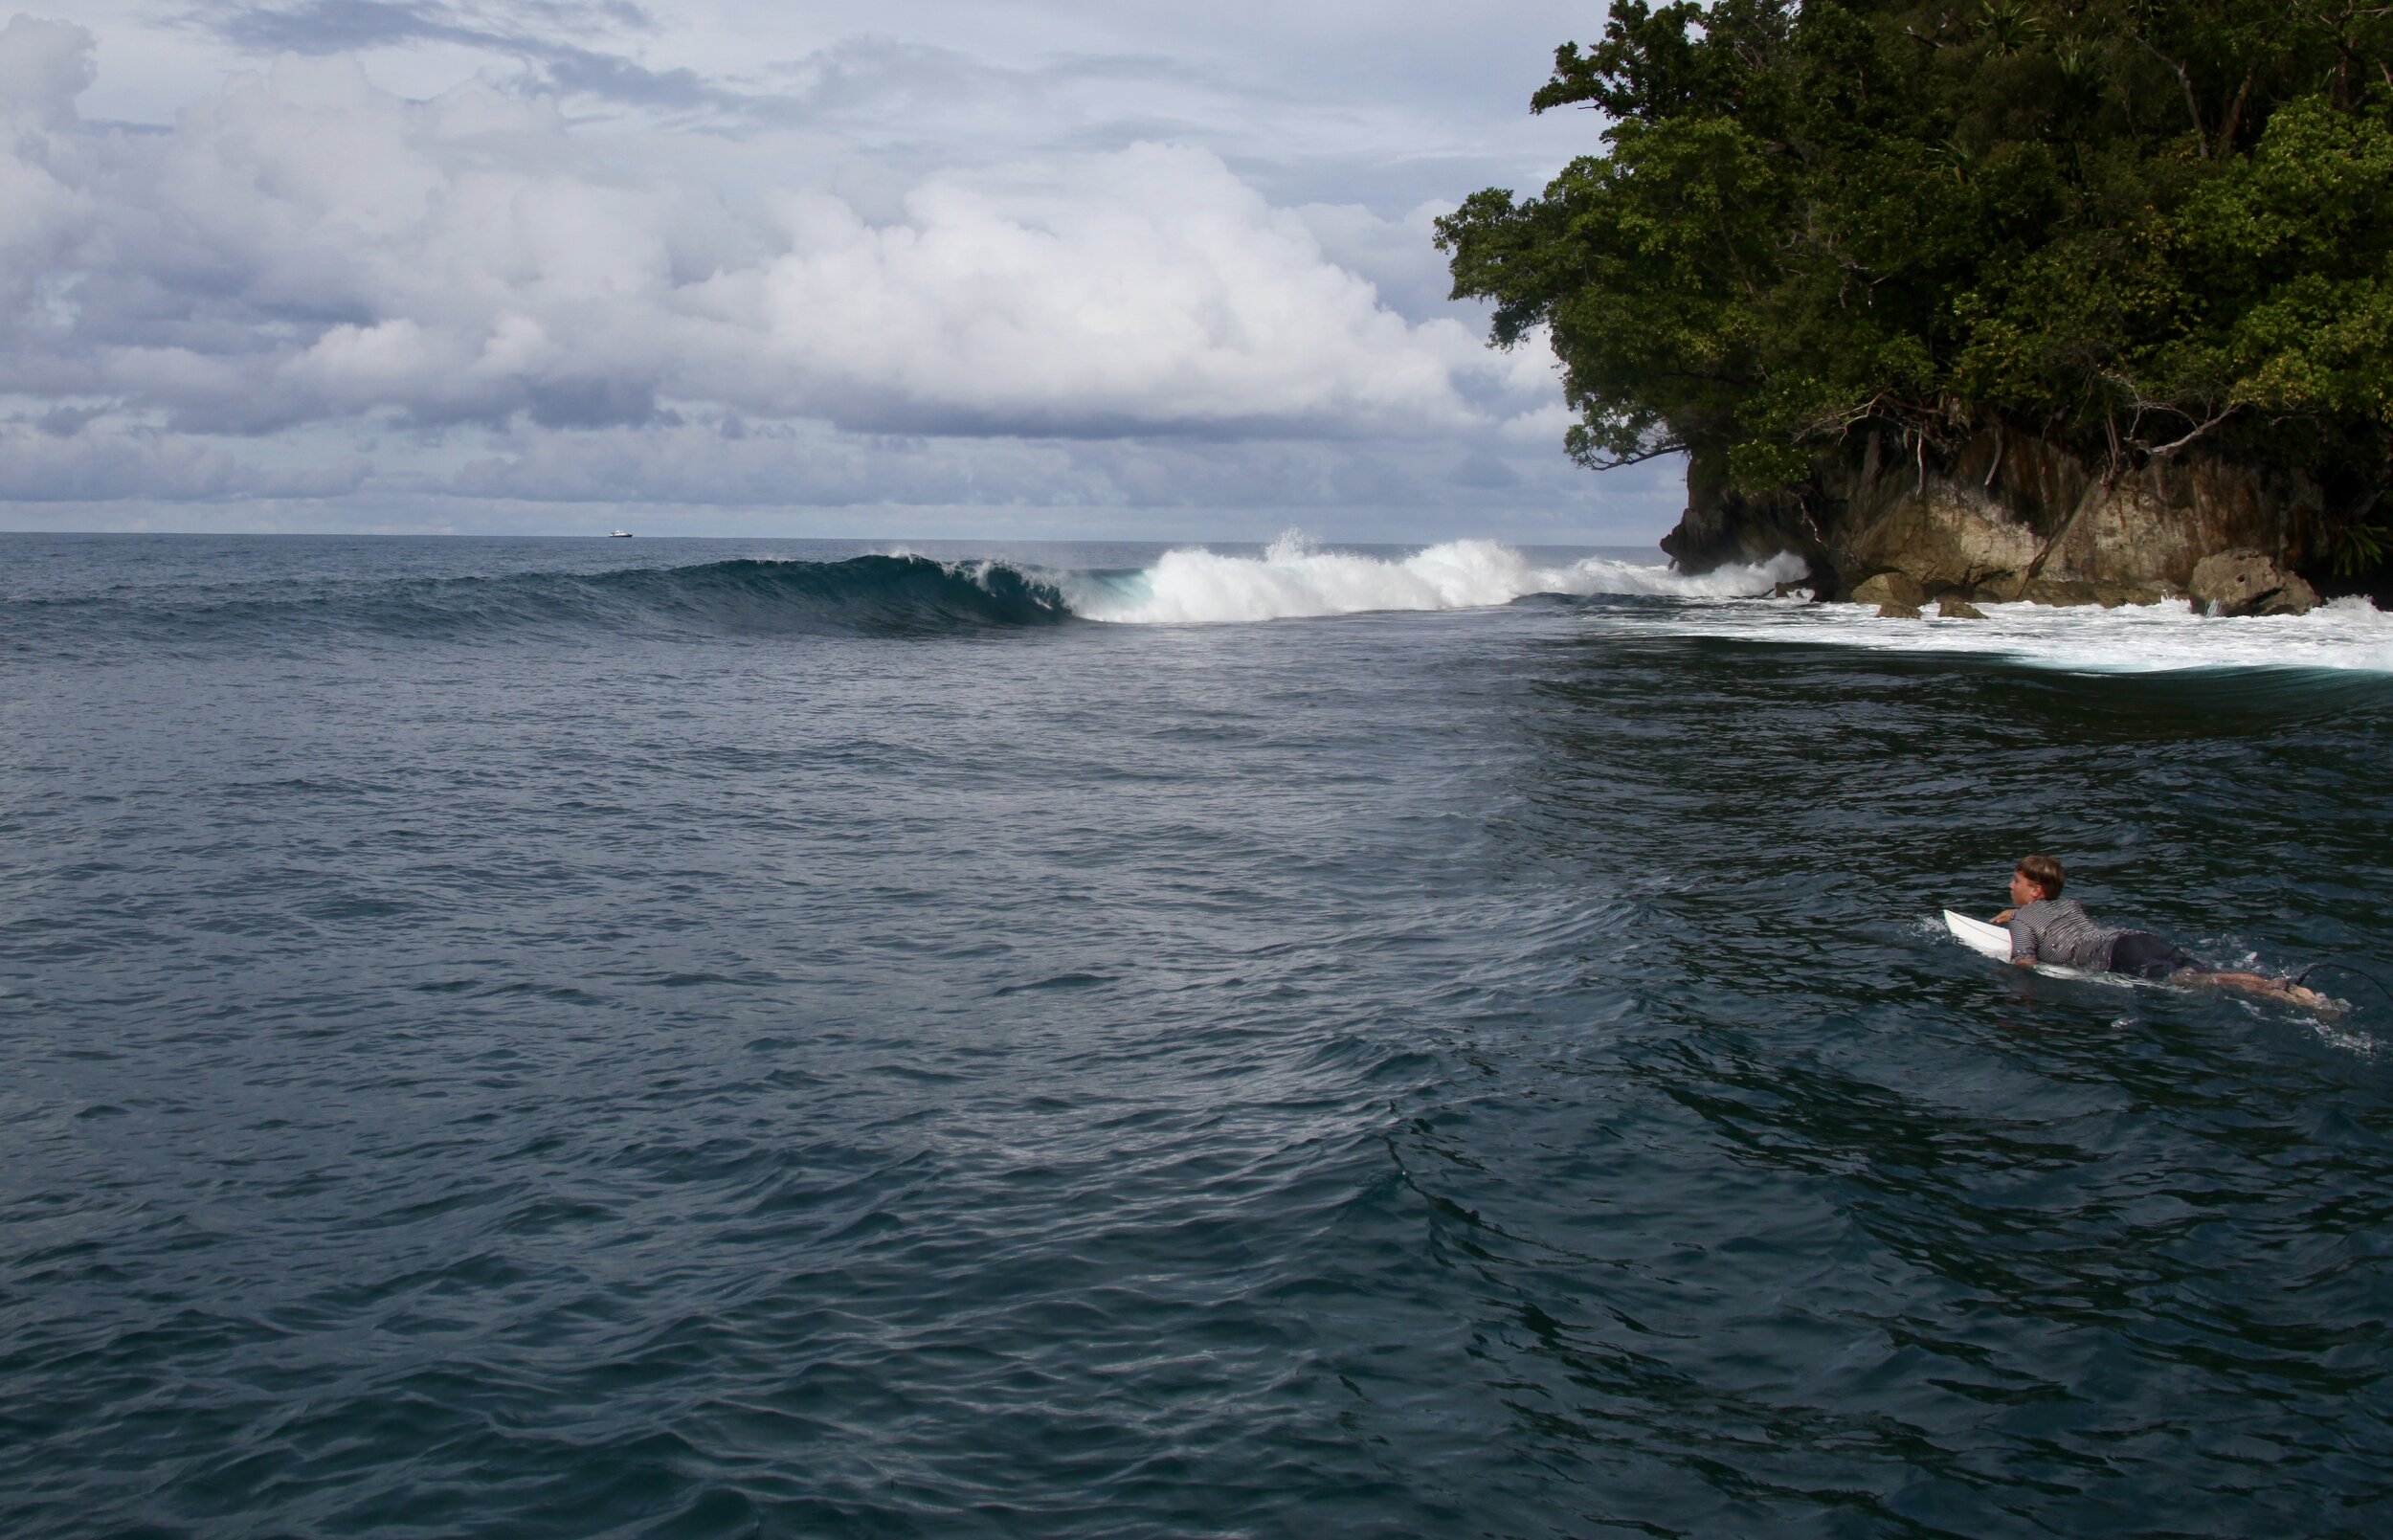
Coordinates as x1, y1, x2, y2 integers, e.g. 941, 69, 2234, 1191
558, 555, 1078, 636
6, 555, 1078, 653
1064, 534, 1806, 623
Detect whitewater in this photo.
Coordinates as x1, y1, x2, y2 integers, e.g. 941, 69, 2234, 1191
1056, 533, 1810, 623
1046, 534, 2393, 675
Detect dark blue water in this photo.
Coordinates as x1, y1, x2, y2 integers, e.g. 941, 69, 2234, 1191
5, 535, 2389, 1537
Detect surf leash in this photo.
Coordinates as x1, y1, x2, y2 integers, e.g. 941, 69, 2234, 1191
2289, 960, 2393, 1016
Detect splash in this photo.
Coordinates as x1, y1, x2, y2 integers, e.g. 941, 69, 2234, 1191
1066, 534, 1804, 624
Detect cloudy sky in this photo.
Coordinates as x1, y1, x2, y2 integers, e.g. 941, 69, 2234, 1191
0, 1, 1680, 541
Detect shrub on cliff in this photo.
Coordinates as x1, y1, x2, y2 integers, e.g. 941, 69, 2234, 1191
1437, 0, 2393, 533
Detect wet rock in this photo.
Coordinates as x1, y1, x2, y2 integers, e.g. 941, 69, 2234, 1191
2187, 549, 2318, 616
1936, 596, 1987, 619
1851, 571, 1927, 609
2091, 583, 2175, 608
2040, 454, 2323, 591
2024, 577, 2174, 608
1841, 446, 2044, 597
2024, 576, 2100, 607
1876, 600, 1924, 619
1771, 580, 1814, 599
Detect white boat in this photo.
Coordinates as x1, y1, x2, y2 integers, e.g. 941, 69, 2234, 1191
608, 530, 632, 538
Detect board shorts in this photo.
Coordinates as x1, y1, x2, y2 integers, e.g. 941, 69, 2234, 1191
2109, 931, 2206, 981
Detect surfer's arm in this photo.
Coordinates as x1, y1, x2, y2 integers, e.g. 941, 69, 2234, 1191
1992, 908, 2015, 925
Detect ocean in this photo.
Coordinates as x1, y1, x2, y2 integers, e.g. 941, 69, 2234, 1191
4, 532, 2390, 1537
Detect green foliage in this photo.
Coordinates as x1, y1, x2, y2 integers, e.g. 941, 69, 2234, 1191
2334, 521, 2388, 574
1437, 1, 2393, 501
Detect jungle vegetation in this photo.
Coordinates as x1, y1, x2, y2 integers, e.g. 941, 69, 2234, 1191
1437, 2, 2393, 561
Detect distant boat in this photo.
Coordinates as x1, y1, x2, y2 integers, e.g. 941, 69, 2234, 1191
608, 530, 632, 538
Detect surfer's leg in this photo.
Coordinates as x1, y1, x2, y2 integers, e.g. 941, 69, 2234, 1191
2198, 970, 2332, 1009
2113, 934, 2333, 1011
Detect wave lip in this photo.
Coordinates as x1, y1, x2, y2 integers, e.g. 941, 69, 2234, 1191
1064, 535, 1800, 625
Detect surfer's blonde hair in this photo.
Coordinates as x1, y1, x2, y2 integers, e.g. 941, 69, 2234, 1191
2016, 855, 2066, 901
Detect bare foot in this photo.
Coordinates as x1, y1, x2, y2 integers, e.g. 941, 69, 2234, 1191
2275, 981, 2340, 1015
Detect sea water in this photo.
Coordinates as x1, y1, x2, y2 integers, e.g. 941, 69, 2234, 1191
4, 533, 2389, 1537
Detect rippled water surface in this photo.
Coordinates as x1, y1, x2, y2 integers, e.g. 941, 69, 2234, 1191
4, 534, 2390, 1537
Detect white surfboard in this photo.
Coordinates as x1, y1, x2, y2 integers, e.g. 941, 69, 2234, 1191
1943, 908, 2128, 984
1943, 909, 2013, 960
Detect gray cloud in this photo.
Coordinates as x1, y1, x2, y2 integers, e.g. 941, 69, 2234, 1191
0, 12, 91, 123
3, 41, 1531, 434
432, 414, 1668, 536
0, 415, 369, 500
211, 0, 481, 53
192, 1, 740, 112
0, 4, 1671, 538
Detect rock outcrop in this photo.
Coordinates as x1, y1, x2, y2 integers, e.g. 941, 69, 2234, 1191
2186, 549, 2322, 616
1662, 426, 2330, 613
1849, 572, 1926, 610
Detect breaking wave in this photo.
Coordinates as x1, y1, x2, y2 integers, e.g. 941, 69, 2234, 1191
1062, 534, 1804, 623
5, 541, 1812, 656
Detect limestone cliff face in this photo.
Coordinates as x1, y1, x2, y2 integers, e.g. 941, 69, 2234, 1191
1661, 427, 2335, 610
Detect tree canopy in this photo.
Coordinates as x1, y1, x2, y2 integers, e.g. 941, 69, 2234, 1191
1437, 1, 2393, 520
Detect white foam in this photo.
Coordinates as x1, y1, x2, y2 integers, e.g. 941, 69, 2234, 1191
1054, 535, 2392, 673
1608, 591, 2393, 674
1069, 534, 1802, 624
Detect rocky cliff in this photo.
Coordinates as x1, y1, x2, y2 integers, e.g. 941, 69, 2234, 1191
1661, 427, 2336, 615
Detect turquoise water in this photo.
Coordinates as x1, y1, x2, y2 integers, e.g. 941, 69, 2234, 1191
3, 535, 2388, 1536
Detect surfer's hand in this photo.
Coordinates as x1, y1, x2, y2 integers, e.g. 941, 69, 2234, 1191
1992, 909, 2015, 925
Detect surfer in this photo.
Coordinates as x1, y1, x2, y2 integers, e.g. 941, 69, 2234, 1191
1992, 856, 2331, 1008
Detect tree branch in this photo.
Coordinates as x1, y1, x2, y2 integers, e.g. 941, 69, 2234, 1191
1577, 439, 1689, 471
2143, 406, 2240, 457
2134, 34, 2208, 155
2217, 69, 2253, 156
2097, 372, 2240, 457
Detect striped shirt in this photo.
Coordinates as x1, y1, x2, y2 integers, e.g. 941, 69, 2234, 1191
2006, 899, 2120, 970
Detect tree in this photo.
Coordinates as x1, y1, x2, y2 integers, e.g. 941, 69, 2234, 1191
1437, 1, 2393, 521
